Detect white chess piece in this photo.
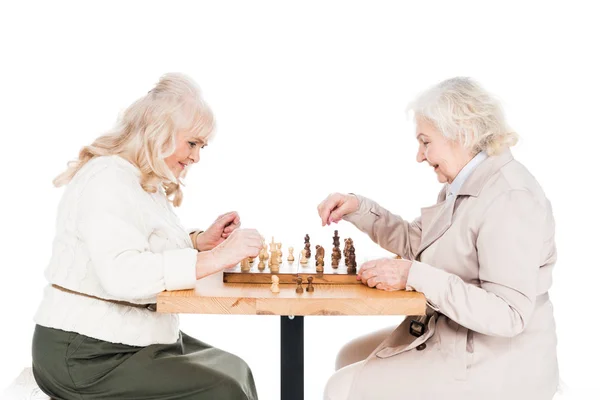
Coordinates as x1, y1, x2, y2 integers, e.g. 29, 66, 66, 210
300, 248, 308, 265
287, 247, 295, 262
270, 275, 280, 293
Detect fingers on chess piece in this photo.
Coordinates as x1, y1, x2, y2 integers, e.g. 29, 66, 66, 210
270, 275, 280, 293
295, 277, 304, 294
306, 276, 314, 293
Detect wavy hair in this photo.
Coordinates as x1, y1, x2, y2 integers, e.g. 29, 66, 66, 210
407, 77, 518, 155
53, 72, 215, 206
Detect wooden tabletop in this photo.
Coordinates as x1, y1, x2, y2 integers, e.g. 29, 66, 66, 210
157, 272, 426, 316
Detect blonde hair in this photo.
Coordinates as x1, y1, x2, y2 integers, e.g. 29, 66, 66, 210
407, 77, 518, 155
54, 72, 215, 206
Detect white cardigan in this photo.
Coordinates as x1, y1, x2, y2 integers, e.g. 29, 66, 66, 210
34, 155, 198, 346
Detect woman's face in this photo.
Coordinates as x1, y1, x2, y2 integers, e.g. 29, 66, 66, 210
164, 131, 206, 178
415, 118, 472, 184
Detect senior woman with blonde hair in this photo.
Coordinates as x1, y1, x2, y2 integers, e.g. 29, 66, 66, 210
318, 77, 558, 399
32, 73, 262, 399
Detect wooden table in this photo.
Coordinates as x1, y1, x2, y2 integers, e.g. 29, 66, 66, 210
157, 272, 426, 400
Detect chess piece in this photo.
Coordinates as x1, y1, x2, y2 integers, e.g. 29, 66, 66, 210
270, 275, 280, 293
258, 260, 266, 271
276, 243, 283, 264
331, 252, 340, 268
306, 276, 314, 292
316, 256, 324, 272
259, 244, 268, 262
304, 242, 311, 258
295, 277, 304, 294
316, 245, 325, 272
287, 247, 295, 262
269, 237, 278, 253
344, 238, 354, 266
332, 231, 341, 268
300, 249, 308, 265
240, 258, 251, 272
270, 259, 280, 273
304, 234, 311, 258
347, 245, 357, 274
314, 245, 321, 260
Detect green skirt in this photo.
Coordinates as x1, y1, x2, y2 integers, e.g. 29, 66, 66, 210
32, 324, 258, 400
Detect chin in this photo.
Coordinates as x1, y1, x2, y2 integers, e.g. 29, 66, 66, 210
435, 173, 448, 184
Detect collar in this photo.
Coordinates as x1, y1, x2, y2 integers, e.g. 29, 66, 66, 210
446, 151, 488, 199
457, 148, 514, 197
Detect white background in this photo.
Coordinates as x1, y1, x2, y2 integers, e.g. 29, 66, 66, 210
1, 1, 598, 399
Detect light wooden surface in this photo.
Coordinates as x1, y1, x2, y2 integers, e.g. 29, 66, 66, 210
157, 272, 427, 316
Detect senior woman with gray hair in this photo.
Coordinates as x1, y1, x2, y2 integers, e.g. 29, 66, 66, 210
31, 73, 262, 399
318, 77, 558, 399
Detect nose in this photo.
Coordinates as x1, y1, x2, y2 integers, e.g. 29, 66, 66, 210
416, 146, 426, 163
190, 146, 200, 163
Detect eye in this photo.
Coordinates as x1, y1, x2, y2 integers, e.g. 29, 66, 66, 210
188, 141, 197, 148
423, 141, 430, 147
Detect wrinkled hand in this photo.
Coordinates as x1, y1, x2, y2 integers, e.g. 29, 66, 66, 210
196, 211, 241, 251
209, 229, 264, 270
317, 193, 360, 226
357, 258, 413, 291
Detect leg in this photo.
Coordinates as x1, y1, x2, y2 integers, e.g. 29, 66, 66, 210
32, 325, 258, 400
281, 315, 304, 400
323, 361, 365, 400
335, 325, 396, 370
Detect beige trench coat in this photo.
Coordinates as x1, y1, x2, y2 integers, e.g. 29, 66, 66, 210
343, 150, 559, 399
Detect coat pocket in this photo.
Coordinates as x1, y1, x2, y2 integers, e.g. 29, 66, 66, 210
452, 325, 469, 381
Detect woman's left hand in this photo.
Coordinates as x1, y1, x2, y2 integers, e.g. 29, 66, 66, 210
357, 258, 413, 291
195, 211, 241, 251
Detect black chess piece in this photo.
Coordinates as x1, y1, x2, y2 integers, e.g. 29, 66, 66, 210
306, 276, 314, 292
295, 277, 304, 294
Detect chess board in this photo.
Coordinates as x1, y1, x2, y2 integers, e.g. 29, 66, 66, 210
223, 257, 361, 284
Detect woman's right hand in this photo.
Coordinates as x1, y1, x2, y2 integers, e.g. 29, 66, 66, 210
317, 193, 360, 226
196, 229, 264, 279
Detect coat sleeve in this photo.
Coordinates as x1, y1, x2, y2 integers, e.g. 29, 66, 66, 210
77, 167, 198, 300
343, 194, 423, 259
406, 189, 547, 337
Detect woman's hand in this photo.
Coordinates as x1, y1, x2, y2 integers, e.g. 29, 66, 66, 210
317, 193, 360, 226
357, 258, 413, 291
195, 211, 241, 251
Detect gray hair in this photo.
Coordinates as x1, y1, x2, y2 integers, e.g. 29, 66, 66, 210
407, 77, 518, 155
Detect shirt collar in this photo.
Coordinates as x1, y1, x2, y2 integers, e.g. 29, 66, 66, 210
446, 151, 488, 199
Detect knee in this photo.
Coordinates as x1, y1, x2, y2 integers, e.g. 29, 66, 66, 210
323, 363, 360, 400
217, 356, 257, 400
335, 326, 395, 370
335, 340, 357, 371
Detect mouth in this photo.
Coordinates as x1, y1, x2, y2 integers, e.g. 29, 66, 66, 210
178, 162, 188, 170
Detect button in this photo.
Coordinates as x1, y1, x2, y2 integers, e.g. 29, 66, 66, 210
409, 320, 425, 337
416, 343, 427, 351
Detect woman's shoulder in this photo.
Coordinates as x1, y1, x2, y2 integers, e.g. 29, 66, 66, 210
481, 156, 550, 210
74, 155, 141, 185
